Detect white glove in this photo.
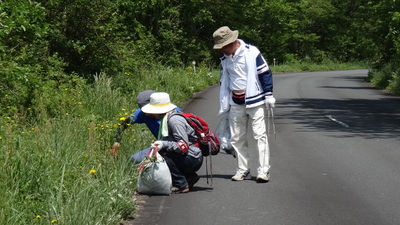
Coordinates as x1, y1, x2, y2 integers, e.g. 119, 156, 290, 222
151, 140, 163, 150
265, 95, 276, 108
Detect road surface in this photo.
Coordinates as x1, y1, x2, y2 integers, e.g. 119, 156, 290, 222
131, 70, 400, 225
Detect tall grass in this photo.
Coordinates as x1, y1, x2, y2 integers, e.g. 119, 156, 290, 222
0, 66, 219, 224
0, 105, 138, 224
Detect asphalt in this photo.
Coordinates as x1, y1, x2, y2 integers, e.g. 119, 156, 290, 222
127, 70, 400, 225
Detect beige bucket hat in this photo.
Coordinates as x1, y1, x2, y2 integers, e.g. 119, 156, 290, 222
213, 26, 239, 49
141, 92, 177, 114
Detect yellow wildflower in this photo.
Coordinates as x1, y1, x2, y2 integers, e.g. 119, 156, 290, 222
89, 169, 96, 174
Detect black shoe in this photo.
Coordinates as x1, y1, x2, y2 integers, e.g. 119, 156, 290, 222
187, 173, 200, 190
224, 148, 237, 158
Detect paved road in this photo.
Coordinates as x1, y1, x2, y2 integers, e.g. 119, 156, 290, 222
131, 70, 400, 225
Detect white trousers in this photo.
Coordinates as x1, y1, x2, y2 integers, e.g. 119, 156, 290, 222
229, 104, 270, 175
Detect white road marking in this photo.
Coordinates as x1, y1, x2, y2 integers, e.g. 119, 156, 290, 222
325, 115, 350, 128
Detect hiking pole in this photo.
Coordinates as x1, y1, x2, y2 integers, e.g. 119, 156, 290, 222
266, 105, 276, 139
205, 156, 209, 184
264, 105, 270, 175
205, 157, 213, 185
270, 107, 276, 139
209, 155, 213, 186
262, 105, 276, 176
267, 105, 271, 136
208, 141, 213, 186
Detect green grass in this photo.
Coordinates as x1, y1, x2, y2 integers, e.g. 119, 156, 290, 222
0, 65, 220, 224
0, 116, 138, 224
271, 61, 368, 73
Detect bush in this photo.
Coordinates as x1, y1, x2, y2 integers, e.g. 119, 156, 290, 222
367, 60, 400, 93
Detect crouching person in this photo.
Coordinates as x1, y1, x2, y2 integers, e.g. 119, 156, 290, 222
141, 92, 203, 193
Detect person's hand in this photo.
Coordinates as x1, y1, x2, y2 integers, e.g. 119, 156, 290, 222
110, 142, 120, 157
265, 95, 276, 108
151, 140, 163, 150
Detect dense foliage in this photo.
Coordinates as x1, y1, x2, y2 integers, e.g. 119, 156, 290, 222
1, 0, 399, 118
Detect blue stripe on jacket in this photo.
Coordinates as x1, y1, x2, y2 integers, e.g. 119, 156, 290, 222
245, 92, 267, 105
256, 53, 273, 93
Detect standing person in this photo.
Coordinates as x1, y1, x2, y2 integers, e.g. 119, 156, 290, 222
110, 90, 182, 162
142, 92, 203, 193
212, 26, 276, 182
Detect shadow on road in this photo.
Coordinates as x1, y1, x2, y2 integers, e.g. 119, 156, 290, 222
276, 96, 400, 140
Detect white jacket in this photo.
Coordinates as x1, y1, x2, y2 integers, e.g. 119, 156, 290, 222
219, 40, 273, 115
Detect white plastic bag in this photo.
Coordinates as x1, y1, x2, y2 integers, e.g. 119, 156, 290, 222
215, 113, 235, 156
137, 147, 172, 195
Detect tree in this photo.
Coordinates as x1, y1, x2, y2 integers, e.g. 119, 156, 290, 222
0, 0, 56, 116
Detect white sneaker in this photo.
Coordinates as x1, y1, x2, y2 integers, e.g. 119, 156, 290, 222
231, 170, 250, 181
256, 172, 270, 182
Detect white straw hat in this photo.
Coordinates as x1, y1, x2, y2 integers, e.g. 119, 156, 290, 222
141, 92, 177, 114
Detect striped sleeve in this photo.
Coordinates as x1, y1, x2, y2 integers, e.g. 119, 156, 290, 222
256, 53, 273, 93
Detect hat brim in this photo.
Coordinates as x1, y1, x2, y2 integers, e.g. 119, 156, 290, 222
141, 103, 177, 114
213, 30, 239, 49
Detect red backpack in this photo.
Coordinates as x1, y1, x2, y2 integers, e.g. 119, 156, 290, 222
170, 112, 220, 156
